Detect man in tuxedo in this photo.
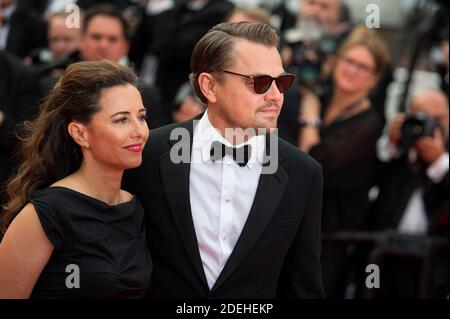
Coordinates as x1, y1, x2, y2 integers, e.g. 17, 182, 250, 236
124, 22, 324, 299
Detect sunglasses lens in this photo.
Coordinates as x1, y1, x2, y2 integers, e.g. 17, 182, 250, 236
254, 76, 273, 94
253, 75, 295, 94
276, 75, 295, 93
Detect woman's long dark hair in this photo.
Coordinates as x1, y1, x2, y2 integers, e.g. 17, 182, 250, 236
1, 60, 140, 234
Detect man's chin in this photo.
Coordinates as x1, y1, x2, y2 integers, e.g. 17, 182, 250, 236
255, 121, 278, 134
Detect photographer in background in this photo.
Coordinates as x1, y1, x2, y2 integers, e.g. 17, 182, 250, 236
278, 0, 354, 145
281, 0, 353, 77
369, 89, 448, 298
278, 1, 393, 145
372, 89, 449, 237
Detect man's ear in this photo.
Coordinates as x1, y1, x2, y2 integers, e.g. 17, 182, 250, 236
198, 72, 218, 104
67, 122, 90, 149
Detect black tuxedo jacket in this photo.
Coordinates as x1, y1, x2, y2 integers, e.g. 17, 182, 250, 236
370, 157, 449, 236
123, 118, 324, 298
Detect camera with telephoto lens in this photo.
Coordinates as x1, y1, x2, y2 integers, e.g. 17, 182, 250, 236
285, 31, 339, 97
399, 111, 439, 153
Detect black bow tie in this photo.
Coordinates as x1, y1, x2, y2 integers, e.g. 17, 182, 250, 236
210, 141, 252, 167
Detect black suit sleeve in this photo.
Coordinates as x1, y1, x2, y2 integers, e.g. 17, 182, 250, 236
278, 164, 325, 298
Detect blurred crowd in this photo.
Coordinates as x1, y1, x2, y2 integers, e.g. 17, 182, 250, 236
0, 0, 448, 299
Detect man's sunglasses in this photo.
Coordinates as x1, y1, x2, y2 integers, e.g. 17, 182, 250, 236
219, 70, 295, 94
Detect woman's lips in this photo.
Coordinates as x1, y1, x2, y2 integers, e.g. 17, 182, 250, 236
124, 144, 143, 152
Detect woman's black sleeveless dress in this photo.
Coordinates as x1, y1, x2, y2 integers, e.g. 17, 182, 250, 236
28, 187, 152, 298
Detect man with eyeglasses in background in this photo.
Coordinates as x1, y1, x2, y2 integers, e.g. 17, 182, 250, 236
124, 22, 324, 299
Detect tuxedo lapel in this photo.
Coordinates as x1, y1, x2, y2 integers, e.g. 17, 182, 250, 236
211, 136, 289, 293
158, 117, 209, 289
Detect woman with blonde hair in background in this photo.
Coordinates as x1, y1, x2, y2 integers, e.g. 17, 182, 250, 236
297, 26, 390, 298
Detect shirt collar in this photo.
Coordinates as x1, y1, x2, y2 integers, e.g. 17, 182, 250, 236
193, 110, 265, 170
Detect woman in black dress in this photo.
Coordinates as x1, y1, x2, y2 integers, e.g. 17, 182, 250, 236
296, 27, 390, 298
0, 60, 152, 298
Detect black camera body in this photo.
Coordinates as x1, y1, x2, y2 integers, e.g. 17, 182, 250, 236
399, 112, 438, 153
289, 35, 338, 96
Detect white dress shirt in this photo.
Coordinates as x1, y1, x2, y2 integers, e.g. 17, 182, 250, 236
189, 110, 265, 289
376, 136, 449, 234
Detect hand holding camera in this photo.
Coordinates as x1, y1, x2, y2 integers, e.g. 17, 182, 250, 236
389, 112, 445, 165
414, 128, 446, 165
